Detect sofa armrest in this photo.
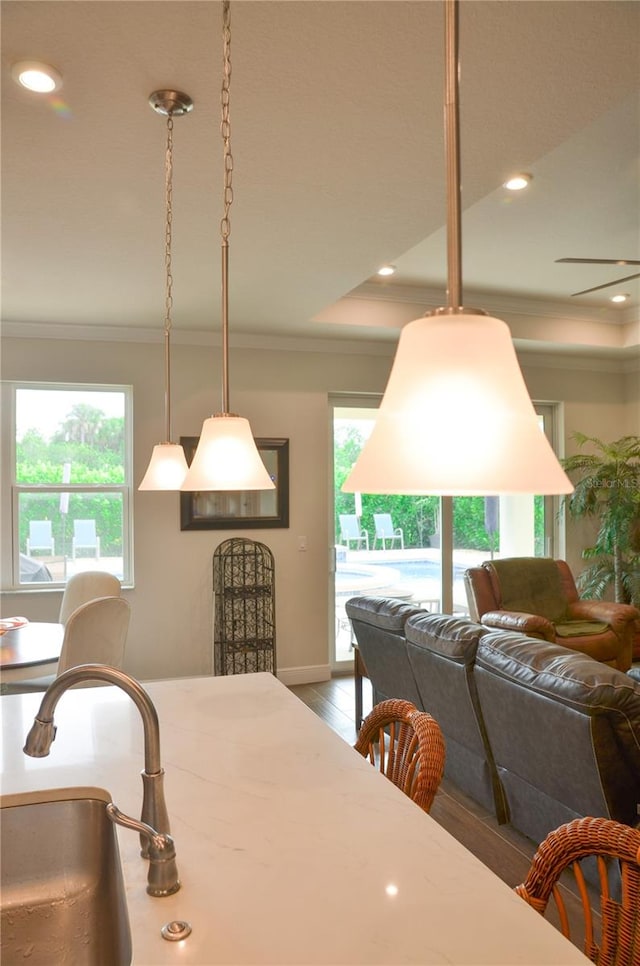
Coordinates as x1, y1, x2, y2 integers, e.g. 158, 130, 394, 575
481, 610, 556, 641
568, 600, 640, 628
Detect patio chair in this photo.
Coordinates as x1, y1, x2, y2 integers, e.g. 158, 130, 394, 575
354, 698, 446, 813
373, 513, 404, 550
72, 519, 101, 559
339, 514, 369, 550
26, 520, 55, 556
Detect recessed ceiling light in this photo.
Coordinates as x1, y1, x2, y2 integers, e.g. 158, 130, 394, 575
377, 264, 396, 277
12, 60, 62, 93
610, 293, 629, 303
503, 173, 532, 191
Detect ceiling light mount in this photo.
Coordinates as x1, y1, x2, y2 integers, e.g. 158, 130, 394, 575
148, 89, 194, 118
430, 306, 487, 317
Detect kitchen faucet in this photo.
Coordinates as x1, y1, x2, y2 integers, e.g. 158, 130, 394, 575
23, 663, 180, 896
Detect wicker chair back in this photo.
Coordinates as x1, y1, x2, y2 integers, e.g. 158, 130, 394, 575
354, 698, 445, 813
515, 816, 640, 965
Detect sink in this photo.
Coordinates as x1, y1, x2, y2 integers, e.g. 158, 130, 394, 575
1, 787, 132, 966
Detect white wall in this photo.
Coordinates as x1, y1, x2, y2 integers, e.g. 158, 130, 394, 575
1, 332, 637, 681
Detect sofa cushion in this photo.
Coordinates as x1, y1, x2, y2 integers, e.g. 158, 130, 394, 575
487, 557, 568, 622
405, 613, 507, 823
345, 596, 426, 708
477, 631, 640, 776
555, 620, 609, 638
345, 595, 424, 632
405, 612, 485, 664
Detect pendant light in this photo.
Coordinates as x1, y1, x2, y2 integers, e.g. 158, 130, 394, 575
139, 90, 192, 491
182, 0, 274, 492
343, 0, 573, 497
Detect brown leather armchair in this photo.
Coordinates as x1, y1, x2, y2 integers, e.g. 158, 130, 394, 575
464, 557, 639, 672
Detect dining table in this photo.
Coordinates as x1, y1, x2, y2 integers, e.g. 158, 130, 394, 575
0, 670, 591, 964
0, 620, 63, 685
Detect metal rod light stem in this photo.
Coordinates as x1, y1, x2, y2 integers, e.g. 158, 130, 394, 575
220, 0, 232, 416
444, 0, 462, 310
164, 329, 172, 441
221, 242, 230, 413
163, 112, 175, 440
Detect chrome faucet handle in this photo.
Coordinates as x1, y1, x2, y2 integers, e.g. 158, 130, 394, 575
106, 803, 180, 897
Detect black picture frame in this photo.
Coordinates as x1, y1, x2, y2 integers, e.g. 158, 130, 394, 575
180, 436, 290, 530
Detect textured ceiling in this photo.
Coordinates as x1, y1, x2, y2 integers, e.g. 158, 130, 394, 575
1, 1, 639, 353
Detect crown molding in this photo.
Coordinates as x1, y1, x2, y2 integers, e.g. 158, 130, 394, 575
0, 320, 395, 357
349, 281, 639, 327
516, 347, 639, 373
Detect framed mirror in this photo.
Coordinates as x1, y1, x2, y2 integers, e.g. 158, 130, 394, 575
180, 437, 289, 530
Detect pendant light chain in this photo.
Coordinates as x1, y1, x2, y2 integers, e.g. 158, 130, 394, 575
220, 0, 233, 414
163, 112, 175, 440
221, 0, 233, 245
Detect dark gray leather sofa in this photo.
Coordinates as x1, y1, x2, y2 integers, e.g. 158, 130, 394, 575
346, 594, 640, 847
475, 630, 640, 842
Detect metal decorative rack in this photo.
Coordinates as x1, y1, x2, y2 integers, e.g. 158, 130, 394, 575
212, 538, 276, 675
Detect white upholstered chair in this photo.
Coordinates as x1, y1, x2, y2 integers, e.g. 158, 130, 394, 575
59, 570, 121, 624
4, 596, 130, 693
57, 596, 130, 676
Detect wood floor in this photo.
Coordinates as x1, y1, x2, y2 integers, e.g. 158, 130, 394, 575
289, 673, 600, 954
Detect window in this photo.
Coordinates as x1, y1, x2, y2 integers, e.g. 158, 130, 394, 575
7, 382, 132, 588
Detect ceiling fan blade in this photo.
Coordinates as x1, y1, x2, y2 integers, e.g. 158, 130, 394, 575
571, 272, 640, 296
557, 257, 640, 266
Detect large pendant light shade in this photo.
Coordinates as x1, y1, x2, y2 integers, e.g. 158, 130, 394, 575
343, 313, 573, 495
182, 415, 274, 490
343, 0, 572, 498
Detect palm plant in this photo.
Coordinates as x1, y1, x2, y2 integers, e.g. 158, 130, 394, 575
562, 433, 640, 607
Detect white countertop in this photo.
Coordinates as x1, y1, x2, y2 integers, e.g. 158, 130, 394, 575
0, 672, 589, 965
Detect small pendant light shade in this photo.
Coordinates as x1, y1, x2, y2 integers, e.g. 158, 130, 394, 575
181, 415, 274, 490
139, 442, 190, 491
343, 313, 573, 496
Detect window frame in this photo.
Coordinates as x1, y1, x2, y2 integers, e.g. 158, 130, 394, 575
4, 380, 134, 591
